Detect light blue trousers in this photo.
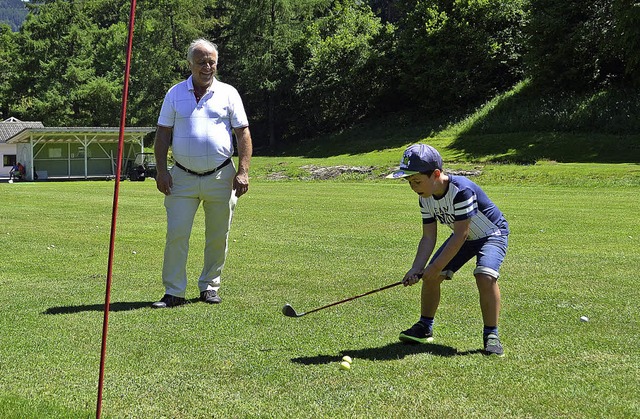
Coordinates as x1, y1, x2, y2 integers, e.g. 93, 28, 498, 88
162, 162, 237, 298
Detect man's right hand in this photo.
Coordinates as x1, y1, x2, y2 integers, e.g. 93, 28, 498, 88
156, 171, 173, 195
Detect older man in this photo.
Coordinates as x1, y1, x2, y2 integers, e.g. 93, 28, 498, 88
152, 39, 253, 308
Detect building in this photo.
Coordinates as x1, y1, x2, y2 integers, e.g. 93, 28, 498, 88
0, 117, 155, 180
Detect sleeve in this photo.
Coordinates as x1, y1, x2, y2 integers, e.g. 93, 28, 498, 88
228, 87, 249, 129
157, 87, 176, 128
420, 198, 437, 224
452, 188, 478, 221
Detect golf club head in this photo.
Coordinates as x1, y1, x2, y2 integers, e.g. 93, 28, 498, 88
282, 304, 301, 317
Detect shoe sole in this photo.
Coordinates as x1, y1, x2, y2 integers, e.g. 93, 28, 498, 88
151, 301, 187, 308
399, 333, 434, 344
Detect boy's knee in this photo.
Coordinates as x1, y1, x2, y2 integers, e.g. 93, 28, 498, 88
423, 275, 446, 288
475, 274, 498, 289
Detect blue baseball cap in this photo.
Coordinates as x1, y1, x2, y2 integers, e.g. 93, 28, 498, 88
386, 144, 443, 179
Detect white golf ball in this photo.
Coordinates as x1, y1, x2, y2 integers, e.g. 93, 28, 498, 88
342, 355, 353, 364
580, 316, 589, 322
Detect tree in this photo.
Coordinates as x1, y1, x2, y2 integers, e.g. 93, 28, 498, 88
11, 0, 125, 125
395, 0, 528, 111
613, 0, 640, 86
217, 0, 321, 149
128, 0, 226, 125
221, 0, 391, 149
295, 1, 392, 135
0, 23, 18, 118
525, 0, 638, 90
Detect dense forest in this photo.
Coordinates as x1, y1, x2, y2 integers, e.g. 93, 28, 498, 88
0, 0, 29, 31
1, 0, 639, 150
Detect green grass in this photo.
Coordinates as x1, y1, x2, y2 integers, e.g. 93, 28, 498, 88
2, 82, 639, 416
1, 175, 639, 418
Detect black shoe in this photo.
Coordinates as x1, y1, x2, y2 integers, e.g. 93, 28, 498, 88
151, 294, 187, 308
483, 333, 504, 356
399, 322, 434, 344
200, 290, 222, 304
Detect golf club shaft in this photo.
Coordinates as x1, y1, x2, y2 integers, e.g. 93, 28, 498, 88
303, 281, 403, 315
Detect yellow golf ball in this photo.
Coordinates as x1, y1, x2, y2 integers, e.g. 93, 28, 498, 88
339, 361, 351, 371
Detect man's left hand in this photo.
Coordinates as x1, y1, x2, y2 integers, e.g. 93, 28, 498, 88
233, 173, 249, 197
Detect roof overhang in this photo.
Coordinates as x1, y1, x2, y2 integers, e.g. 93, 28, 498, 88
6, 127, 156, 143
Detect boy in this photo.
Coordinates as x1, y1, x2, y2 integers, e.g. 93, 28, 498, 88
386, 144, 509, 356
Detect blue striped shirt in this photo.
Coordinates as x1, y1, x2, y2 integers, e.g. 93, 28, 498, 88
419, 176, 509, 240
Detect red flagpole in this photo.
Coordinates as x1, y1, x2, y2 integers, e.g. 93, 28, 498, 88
96, 0, 137, 416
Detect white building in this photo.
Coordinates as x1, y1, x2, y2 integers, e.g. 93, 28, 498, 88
1, 117, 154, 180
0, 117, 44, 178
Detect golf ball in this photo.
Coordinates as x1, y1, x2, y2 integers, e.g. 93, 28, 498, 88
339, 361, 351, 371
342, 356, 353, 364
580, 316, 589, 322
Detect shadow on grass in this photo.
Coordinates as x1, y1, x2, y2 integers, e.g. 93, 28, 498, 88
279, 111, 447, 158
447, 132, 640, 164
291, 342, 484, 364
447, 82, 640, 164
43, 298, 210, 314
43, 301, 153, 314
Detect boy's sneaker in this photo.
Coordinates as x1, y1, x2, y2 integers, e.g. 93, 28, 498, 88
483, 333, 504, 356
399, 322, 434, 344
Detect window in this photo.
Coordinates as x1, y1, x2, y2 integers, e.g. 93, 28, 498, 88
3, 155, 17, 167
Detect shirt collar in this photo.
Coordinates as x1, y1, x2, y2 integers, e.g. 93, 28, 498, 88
187, 75, 217, 93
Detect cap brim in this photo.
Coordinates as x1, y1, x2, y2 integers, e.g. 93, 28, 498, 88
385, 170, 420, 179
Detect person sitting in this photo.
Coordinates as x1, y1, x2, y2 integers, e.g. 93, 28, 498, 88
17, 163, 25, 177
16, 163, 26, 180
9, 164, 18, 180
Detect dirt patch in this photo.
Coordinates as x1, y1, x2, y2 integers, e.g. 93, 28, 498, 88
446, 169, 483, 177
300, 165, 375, 180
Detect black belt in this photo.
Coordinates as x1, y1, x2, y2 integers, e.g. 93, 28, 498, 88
175, 158, 232, 176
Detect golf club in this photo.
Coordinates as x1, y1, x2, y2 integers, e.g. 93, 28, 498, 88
282, 281, 403, 318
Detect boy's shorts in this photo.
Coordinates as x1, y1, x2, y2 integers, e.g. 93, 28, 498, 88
430, 234, 508, 280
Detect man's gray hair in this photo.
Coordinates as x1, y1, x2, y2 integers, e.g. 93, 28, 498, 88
187, 39, 218, 63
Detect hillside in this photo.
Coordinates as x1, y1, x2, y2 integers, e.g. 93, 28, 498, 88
0, 0, 28, 31
282, 81, 640, 165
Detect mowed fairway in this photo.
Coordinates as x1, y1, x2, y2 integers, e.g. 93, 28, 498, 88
0, 178, 638, 418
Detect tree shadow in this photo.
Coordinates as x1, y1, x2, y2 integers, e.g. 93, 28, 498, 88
280, 111, 449, 158
291, 342, 484, 365
448, 130, 640, 164
447, 82, 640, 164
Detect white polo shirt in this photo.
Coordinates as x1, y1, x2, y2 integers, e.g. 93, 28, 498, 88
157, 76, 249, 172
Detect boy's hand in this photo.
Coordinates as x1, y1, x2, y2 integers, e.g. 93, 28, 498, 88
402, 268, 423, 286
